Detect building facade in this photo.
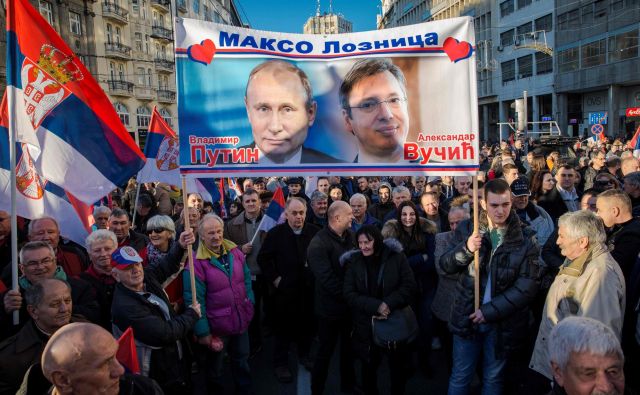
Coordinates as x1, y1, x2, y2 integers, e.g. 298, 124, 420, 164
1, 0, 242, 146
303, 12, 352, 34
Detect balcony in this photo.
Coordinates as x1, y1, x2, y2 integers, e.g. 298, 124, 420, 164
151, 25, 172, 41
154, 57, 174, 72
107, 80, 134, 97
157, 89, 176, 103
135, 85, 156, 100
102, 3, 128, 23
151, 0, 170, 11
104, 42, 131, 59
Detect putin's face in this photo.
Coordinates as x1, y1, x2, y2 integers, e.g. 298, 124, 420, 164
245, 65, 316, 163
343, 71, 408, 161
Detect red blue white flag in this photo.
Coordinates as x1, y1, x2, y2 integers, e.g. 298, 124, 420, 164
116, 326, 141, 374
6, 0, 145, 204
0, 92, 93, 245
136, 107, 180, 186
257, 187, 286, 233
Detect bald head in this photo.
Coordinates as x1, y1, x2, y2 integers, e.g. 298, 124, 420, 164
42, 323, 123, 394
327, 200, 353, 235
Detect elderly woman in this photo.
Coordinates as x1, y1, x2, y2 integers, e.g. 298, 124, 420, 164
530, 210, 625, 382
145, 215, 185, 307
184, 213, 254, 394
343, 225, 416, 395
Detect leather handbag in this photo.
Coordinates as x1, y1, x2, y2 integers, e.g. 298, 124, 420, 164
370, 261, 419, 350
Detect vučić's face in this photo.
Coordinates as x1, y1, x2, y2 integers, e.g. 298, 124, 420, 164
345, 71, 409, 158
245, 69, 315, 162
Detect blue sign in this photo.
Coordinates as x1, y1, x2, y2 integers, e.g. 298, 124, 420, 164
588, 111, 608, 125
541, 116, 552, 121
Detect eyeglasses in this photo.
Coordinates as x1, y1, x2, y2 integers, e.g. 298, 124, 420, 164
147, 227, 168, 235
23, 257, 55, 268
348, 97, 407, 114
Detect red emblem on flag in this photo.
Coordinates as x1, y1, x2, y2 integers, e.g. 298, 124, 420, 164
16, 143, 46, 199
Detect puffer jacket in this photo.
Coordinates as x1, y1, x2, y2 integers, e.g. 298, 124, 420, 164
342, 239, 417, 361
440, 210, 543, 357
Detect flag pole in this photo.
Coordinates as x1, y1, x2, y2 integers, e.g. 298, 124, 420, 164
181, 175, 197, 304
249, 215, 266, 245
472, 173, 480, 311
131, 183, 141, 228
7, 92, 19, 325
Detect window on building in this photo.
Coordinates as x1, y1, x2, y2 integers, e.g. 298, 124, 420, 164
582, 39, 606, 67
204, 5, 211, 21
501, 60, 515, 83
159, 75, 169, 90
486, 12, 491, 28
594, 0, 606, 17
144, 34, 150, 54
500, 29, 515, 46
517, 22, 532, 37
535, 53, 552, 74
39, 1, 54, 25
136, 106, 151, 128
132, 0, 139, 14
517, 55, 533, 78
109, 62, 116, 80
558, 47, 579, 72
610, 0, 624, 12
147, 68, 152, 86
608, 30, 639, 62
106, 23, 113, 44
115, 26, 122, 44
159, 108, 172, 126
193, 0, 199, 14
557, 9, 579, 30
134, 32, 143, 52
114, 102, 130, 126
69, 12, 81, 35
535, 14, 552, 32
118, 63, 125, 80
141, 0, 147, 19
517, 0, 532, 9
500, 0, 514, 18
581, 4, 593, 24
136, 67, 145, 85
177, 0, 185, 9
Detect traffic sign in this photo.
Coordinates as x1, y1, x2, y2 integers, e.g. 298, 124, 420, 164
591, 123, 604, 135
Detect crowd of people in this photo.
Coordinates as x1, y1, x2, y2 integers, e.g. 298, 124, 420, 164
0, 136, 639, 395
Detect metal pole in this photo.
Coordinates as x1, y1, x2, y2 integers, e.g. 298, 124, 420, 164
523, 90, 528, 139
131, 183, 141, 228
473, 174, 480, 311
9, 106, 19, 326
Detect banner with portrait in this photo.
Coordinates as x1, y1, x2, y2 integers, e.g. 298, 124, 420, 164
176, 17, 479, 177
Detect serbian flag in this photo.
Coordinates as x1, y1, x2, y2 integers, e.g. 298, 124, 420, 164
0, 93, 93, 245
257, 187, 286, 233
116, 327, 141, 374
628, 126, 640, 157
6, 0, 145, 204
136, 107, 180, 186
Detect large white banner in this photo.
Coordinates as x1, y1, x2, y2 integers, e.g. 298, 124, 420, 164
176, 17, 479, 176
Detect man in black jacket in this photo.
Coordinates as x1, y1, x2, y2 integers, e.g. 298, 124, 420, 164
441, 179, 542, 395
308, 201, 355, 395
108, 208, 149, 260
257, 197, 320, 382
110, 228, 200, 393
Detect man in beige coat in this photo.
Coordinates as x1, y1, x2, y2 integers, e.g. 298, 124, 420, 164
530, 210, 625, 382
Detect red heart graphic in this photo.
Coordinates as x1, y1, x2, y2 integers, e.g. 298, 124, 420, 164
188, 39, 216, 65
443, 37, 472, 63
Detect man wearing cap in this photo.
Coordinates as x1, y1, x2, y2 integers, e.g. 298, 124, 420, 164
285, 177, 310, 204
110, 228, 201, 392
511, 176, 554, 247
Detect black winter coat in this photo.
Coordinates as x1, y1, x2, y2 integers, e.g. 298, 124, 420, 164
440, 210, 543, 357
307, 226, 354, 318
342, 239, 417, 361
111, 242, 198, 390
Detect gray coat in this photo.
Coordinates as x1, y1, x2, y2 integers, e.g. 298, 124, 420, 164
431, 231, 459, 322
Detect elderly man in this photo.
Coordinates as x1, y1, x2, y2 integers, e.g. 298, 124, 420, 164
621, 156, 639, 176
0, 279, 72, 394
108, 208, 148, 260
224, 188, 265, 358
244, 59, 340, 164
257, 197, 320, 382
28, 217, 89, 276
1, 241, 98, 336
307, 190, 329, 228
110, 239, 199, 392
547, 316, 626, 395
340, 58, 409, 163
530, 210, 625, 381
511, 176, 554, 246
308, 201, 355, 394
92, 206, 112, 231
350, 193, 380, 232
381, 185, 412, 223
441, 179, 542, 395
623, 171, 640, 216
442, 176, 472, 211
420, 191, 450, 232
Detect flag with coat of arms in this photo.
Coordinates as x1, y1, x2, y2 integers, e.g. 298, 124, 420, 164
5, 0, 145, 204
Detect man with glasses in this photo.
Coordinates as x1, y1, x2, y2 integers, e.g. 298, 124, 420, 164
340, 58, 409, 163
244, 60, 341, 164
1, 241, 98, 337
583, 151, 606, 190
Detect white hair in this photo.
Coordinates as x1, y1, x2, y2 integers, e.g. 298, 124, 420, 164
349, 193, 367, 206
28, 217, 59, 235
198, 213, 224, 236
85, 229, 117, 251
19, 241, 55, 265
146, 215, 176, 239
392, 186, 410, 196
92, 205, 112, 217
558, 210, 606, 245
549, 316, 623, 370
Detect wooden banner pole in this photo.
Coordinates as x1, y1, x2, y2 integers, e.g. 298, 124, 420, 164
181, 176, 197, 303
472, 174, 480, 311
